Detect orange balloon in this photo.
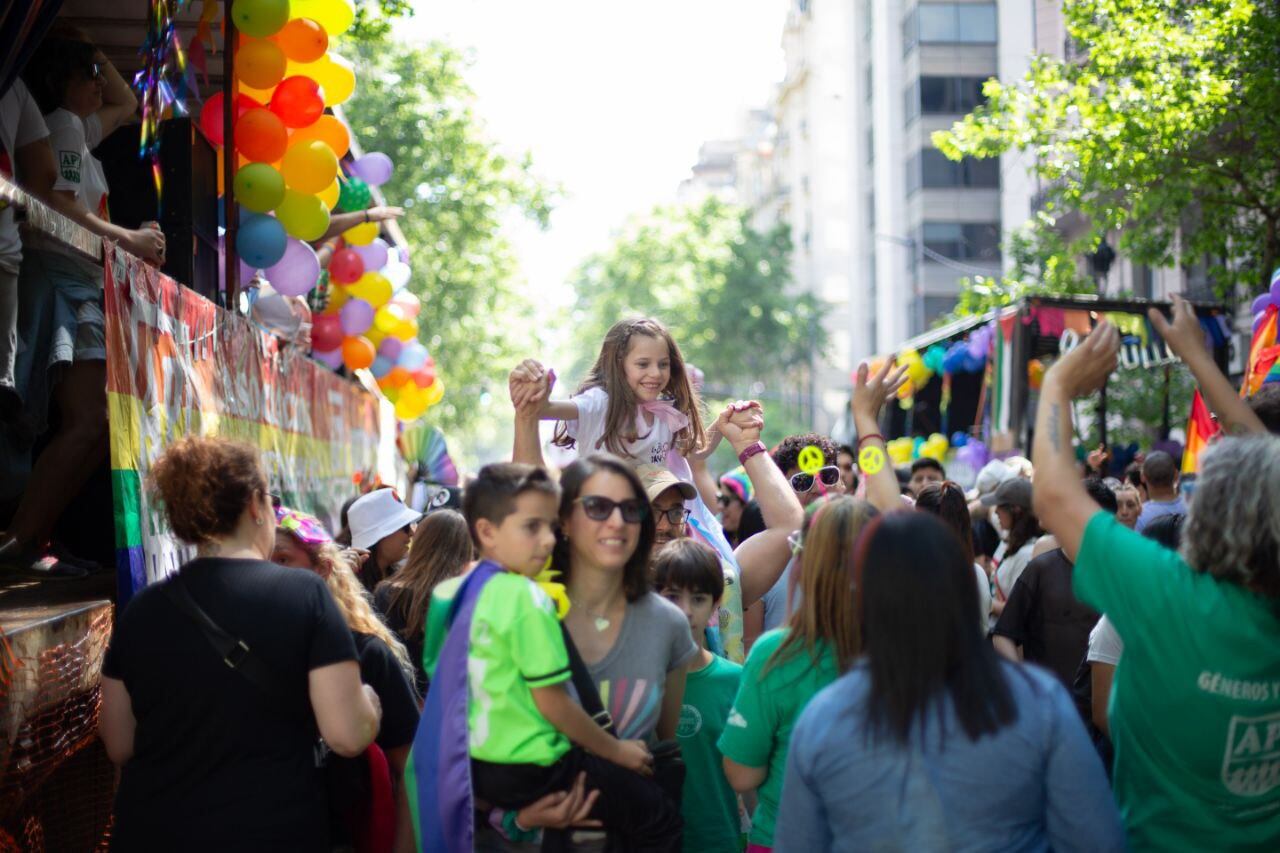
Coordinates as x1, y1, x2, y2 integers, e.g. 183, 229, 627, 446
289, 114, 350, 158
235, 108, 288, 163
236, 37, 286, 90
274, 17, 328, 63
386, 366, 411, 387
342, 336, 376, 370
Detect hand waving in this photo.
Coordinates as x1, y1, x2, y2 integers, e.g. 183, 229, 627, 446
852, 360, 909, 422
1044, 322, 1120, 398
1148, 294, 1206, 361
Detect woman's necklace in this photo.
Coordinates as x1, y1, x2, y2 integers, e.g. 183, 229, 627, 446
571, 597, 617, 632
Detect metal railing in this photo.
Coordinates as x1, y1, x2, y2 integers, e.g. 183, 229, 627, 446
0, 174, 102, 260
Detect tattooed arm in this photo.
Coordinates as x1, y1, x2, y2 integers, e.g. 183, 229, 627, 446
1032, 323, 1121, 562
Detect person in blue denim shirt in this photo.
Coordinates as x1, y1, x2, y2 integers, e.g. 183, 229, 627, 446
775, 512, 1122, 853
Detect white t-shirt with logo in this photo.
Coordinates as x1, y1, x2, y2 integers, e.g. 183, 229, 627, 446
565, 386, 676, 467
45, 108, 108, 218
0, 80, 50, 273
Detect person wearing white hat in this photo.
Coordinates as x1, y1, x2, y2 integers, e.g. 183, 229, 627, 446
347, 488, 423, 592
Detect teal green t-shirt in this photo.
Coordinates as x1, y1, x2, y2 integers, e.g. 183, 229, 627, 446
716, 628, 839, 847
422, 571, 572, 766
1075, 511, 1280, 851
677, 653, 745, 853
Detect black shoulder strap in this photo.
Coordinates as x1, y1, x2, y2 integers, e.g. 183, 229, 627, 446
559, 623, 616, 736
163, 573, 290, 705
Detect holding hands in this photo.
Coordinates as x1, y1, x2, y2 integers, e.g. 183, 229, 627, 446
509, 359, 554, 416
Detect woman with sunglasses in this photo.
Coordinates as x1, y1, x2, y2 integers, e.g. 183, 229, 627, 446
346, 488, 423, 592
1, 27, 166, 576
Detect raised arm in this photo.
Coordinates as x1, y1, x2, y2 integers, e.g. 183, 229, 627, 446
1032, 323, 1120, 562
731, 404, 806, 607
318, 205, 404, 243
511, 363, 551, 468
93, 48, 139, 138
510, 359, 578, 421
1149, 293, 1265, 435
851, 360, 910, 513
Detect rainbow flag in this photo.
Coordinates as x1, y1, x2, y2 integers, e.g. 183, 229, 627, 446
1242, 305, 1279, 398
1181, 390, 1221, 475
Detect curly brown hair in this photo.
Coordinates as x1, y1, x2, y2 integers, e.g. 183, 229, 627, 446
148, 437, 267, 546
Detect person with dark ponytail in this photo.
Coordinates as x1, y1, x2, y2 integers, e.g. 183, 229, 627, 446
774, 512, 1122, 851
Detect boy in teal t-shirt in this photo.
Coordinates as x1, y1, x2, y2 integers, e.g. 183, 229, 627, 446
654, 538, 746, 853
423, 463, 680, 847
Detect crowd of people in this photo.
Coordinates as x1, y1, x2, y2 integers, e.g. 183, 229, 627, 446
91, 305, 1280, 853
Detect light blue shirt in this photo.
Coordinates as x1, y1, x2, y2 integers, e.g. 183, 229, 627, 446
775, 661, 1124, 853
761, 556, 796, 632
1135, 496, 1186, 532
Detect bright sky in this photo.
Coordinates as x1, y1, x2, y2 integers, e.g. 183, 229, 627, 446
400, 0, 787, 343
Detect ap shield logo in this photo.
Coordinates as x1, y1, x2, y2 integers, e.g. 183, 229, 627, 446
1221, 711, 1280, 797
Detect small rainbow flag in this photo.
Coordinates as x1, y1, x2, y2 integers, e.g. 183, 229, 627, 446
1181, 390, 1221, 475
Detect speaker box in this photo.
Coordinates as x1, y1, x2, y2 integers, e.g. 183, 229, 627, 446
95, 117, 221, 304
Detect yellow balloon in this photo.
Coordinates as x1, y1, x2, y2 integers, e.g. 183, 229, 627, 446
382, 385, 400, 404
349, 272, 392, 307
239, 82, 277, 103
365, 327, 387, 347
292, 0, 355, 35
422, 380, 444, 406
887, 438, 914, 466
313, 54, 356, 106
323, 282, 349, 313
374, 304, 408, 334
317, 179, 340, 210
392, 319, 419, 341
281, 140, 337, 193
395, 395, 426, 422
343, 221, 379, 246
275, 189, 330, 240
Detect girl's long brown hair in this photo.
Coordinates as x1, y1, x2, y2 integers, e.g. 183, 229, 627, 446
552, 317, 706, 457
376, 510, 472, 640
770, 496, 878, 675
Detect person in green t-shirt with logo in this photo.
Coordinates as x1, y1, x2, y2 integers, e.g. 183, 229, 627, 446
654, 538, 747, 853
1032, 316, 1280, 852
718, 496, 878, 851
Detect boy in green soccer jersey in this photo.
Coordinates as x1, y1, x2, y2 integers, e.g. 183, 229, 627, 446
654, 538, 746, 853
422, 462, 680, 848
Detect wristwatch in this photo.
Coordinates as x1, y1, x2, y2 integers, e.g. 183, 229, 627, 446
737, 441, 767, 465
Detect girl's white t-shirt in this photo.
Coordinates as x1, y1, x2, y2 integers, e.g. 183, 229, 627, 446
566, 386, 676, 467
46, 108, 109, 218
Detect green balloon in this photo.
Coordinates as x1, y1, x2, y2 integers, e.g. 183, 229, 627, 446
338, 177, 372, 212
234, 163, 285, 213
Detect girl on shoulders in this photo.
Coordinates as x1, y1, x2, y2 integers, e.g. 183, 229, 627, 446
512, 317, 713, 473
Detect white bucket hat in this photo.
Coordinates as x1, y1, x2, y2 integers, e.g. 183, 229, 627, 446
348, 489, 423, 551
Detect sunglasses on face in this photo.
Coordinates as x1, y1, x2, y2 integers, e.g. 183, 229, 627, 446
87, 63, 102, 79
716, 494, 733, 507
576, 495, 648, 524
789, 466, 840, 493
654, 506, 691, 526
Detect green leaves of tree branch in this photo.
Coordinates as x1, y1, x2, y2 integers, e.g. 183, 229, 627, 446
934, 0, 1280, 298
568, 197, 825, 398
343, 38, 557, 454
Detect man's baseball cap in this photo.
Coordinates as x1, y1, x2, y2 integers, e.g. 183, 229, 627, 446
635, 463, 697, 503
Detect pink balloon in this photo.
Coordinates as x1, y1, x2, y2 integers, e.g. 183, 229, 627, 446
340, 298, 375, 335
392, 291, 421, 317
266, 239, 321, 297
353, 238, 389, 271
313, 347, 344, 370
378, 337, 404, 361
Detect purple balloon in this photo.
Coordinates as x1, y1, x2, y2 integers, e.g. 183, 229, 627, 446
239, 258, 260, 281
1252, 293, 1272, 315
266, 239, 321, 297
378, 337, 404, 361
352, 152, 393, 187
1271, 268, 1280, 306
340, 298, 375, 336
313, 347, 344, 370
353, 238, 389, 272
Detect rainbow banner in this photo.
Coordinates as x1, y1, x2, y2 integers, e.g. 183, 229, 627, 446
1181, 389, 1220, 475
104, 245, 381, 602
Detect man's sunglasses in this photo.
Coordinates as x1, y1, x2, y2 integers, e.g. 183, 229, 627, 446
576, 496, 648, 524
789, 466, 840, 493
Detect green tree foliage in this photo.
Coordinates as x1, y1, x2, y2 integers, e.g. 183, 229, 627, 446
342, 39, 556, 457
944, 212, 1097, 322
567, 197, 825, 400
934, 0, 1280, 299
349, 0, 414, 43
